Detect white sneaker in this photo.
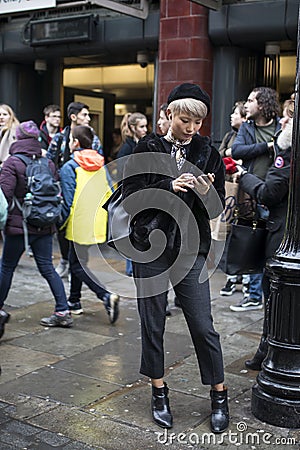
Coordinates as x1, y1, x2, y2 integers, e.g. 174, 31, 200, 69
55, 259, 69, 278
230, 297, 263, 312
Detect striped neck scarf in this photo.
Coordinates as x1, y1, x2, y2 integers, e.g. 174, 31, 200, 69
164, 129, 192, 170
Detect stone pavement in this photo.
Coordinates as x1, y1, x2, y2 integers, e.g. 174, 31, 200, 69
0, 238, 299, 449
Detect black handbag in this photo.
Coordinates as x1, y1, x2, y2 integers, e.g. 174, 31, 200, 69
220, 218, 267, 275
102, 184, 132, 256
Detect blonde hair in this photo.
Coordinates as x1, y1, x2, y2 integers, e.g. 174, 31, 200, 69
168, 98, 207, 119
120, 112, 147, 142
0, 104, 19, 132
283, 98, 294, 119
120, 113, 132, 142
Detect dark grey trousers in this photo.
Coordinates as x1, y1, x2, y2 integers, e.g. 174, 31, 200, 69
133, 250, 224, 385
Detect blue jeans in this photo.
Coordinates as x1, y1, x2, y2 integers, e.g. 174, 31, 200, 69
0, 234, 68, 312
249, 273, 263, 301
126, 258, 133, 275
68, 241, 109, 301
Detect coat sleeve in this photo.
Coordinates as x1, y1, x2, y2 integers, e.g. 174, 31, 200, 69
92, 133, 104, 156
0, 158, 18, 205
231, 123, 269, 161
239, 164, 289, 208
194, 148, 225, 220
59, 162, 76, 227
46, 132, 61, 162
122, 140, 175, 214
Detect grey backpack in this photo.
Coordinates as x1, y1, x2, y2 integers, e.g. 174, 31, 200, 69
13, 154, 63, 253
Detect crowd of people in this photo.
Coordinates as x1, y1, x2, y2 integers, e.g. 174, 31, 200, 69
216, 87, 294, 371
0, 101, 120, 336
0, 83, 295, 433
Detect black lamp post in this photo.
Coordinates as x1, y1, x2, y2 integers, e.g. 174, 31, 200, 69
251, 8, 300, 428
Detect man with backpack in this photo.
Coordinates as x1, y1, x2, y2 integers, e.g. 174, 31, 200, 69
47, 101, 103, 279
0, 120, 73, 340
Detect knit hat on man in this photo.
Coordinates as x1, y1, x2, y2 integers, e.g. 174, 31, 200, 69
167, 83, 210, 115
16, 120, 40, 140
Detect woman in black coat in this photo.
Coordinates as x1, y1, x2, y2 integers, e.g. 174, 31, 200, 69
122, 83, 229, 433
235, 98, 294, 370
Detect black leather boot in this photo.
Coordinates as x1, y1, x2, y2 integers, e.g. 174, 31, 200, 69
0, 311, 10, 340
245, 336, 268, 371
151, 383, 173, 428
210, 387, 229, 433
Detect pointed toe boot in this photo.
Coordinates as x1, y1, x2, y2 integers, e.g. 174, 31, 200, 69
151, 383, 173, 429
245, 336, 268, 371
210, 387, 229, 434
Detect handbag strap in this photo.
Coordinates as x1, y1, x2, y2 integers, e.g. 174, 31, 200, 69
234, 181, 258, 222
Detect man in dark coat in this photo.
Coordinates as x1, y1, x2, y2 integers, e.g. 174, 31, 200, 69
38, 104, 62, 151
229, 87, 281, 313
234, 98, 294, 370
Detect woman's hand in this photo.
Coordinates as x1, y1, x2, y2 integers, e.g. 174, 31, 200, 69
193, 173, 215, 195
172, 173, 195, 193
172, 172, 215, 195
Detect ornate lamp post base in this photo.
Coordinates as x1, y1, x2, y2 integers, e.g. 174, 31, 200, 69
252, 384, 300, 428
251, 259, 300, 428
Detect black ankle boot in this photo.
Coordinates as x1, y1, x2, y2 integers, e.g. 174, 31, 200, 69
0, 311, 10, 340
151, 383, 173, 428
210, 387, 229, 433
245, 336, 268, 371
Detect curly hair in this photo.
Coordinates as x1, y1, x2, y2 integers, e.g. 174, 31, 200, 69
252, 87, 280, 122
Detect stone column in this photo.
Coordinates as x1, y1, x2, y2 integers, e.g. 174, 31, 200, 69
157, 0, 213, 134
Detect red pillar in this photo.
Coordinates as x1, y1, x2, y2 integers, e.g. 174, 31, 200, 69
158, 0, 213, 134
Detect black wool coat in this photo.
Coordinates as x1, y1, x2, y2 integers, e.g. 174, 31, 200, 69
239, 143, 291, 260
122, 133, 225, 256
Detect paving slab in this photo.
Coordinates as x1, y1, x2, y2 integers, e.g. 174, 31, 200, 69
9, 328, 116, 358
90, 382, 209, 433
0, 240, 299, 449
0, 365, 122, 407
30, 403, 185, 450
0, 344, 63, 383
55, 329, 193, 386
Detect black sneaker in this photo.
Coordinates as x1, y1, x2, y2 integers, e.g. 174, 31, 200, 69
103, 293, 120, 324
67, 301, 83, 315
220, 280, 236, 296
174, 296, 182, 308
40, 312, 73, 327
0, 310, 10, 339
230, 297, 263, 312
